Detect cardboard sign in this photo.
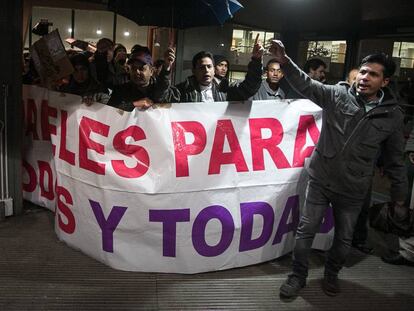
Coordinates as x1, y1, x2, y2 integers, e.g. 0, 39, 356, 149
30, 29, 74, 88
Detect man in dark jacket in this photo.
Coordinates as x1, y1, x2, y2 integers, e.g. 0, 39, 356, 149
251, 58, 301, 100
175, 42, 263, 103
213, 54, 230, 87
59, 53, 109, 105
269, 40, 408, 298
107, 45, 178, 111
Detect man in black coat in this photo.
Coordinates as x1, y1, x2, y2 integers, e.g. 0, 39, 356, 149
269, 40, 408, 298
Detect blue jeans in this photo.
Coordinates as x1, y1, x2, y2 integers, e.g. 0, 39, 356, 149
292, 178, 364, 279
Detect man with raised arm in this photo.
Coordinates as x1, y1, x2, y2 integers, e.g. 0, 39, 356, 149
269, 40, 408, 298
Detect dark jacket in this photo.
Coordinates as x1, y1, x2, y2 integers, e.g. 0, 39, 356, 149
107, 68, 179, 111
282, 59, 408, 201
175, 57, 262, 103
250, 77, 302, 100
59, 77, 110, 105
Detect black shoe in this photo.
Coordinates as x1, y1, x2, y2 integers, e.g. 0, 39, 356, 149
381, 253, 414, 266
322, 274, 340, 296
279, 274, 306, 298
352, 242, 373, 254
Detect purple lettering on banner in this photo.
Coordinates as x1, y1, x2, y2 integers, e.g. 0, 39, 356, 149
192, 205, 234, 257
319, 206, 334, 233
239, 202, 274, 252
149, 209, 190, 257
89, 200, 128, 253
273, 195, 300, 244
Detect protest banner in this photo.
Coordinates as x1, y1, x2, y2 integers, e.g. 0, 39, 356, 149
22, 85, 333, 273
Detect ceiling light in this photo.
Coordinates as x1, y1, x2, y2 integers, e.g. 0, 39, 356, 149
96, 29, 102, 35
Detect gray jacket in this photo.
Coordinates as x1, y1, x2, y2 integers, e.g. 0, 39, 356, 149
251, 79, 286, 100
282, 59, 407, 201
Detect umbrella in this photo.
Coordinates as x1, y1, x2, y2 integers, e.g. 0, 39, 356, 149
108, 0, 243, 29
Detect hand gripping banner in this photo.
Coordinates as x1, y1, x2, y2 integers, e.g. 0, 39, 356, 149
22, 85, 333, 273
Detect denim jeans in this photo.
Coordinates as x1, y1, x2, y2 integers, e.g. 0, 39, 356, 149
352, 183, 372, 245
292, 177, 364, 279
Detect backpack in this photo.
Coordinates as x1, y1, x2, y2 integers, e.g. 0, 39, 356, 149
369, 202, 414, 238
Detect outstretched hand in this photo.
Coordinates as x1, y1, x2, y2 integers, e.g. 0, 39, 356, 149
269, 40, 289, 64
164, 47, 176, 71
251, 33, 264, 60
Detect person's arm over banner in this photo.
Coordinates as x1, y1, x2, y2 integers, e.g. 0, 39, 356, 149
153, 47, 180, 104
269, 40, 337, 109
226, 36, 264, 101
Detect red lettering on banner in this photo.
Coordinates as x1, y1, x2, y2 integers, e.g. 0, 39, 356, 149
112, 126, 150, 178
41, 101, 57, 154
25, 99, 39, 139
172, 121, 206, 177
59, 110, 75, 165
79, 116, 109, 175
292, 115, 320, 167
22, 160, 37, 192
38, 160, 54, 200
56, 184, 75, 234
249, 118, 291, 171
208, 119, 248, 174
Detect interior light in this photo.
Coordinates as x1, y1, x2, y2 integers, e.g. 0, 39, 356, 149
68, 28, 72, 33
124, 31, 130, 37
96, 29, 102, 35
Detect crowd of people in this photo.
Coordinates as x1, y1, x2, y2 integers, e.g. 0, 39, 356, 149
23, 36, 414, 299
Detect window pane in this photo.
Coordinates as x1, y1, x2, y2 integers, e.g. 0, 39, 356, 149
306, 40, 346, 64
393, 42, 401, 57
31, 7, 72, 49
75, 9, 114, 46
393, 41, 414, 68
115, 15, 147, 52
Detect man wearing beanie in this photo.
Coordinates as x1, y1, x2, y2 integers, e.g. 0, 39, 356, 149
213, 54, 230, 86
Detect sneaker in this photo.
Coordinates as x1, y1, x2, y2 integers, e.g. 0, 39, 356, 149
322, 274, 340, 296
352, 242, 373, 254
279, 274, 306, 298
381, 253, 414, 266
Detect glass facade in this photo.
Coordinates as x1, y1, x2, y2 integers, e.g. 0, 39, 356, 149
75, 10, 114, 46
306, 41, 347, 64
393, 42, 414, 69
229, 28, 278, 81
30, 7, 72, 49
115, 15, 148, 51
26, 7, 148, 53
231, 29, 277, 55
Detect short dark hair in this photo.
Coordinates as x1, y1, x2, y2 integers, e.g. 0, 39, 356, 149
266, 58, 280, 70
192, 51, 214, 69
359, 53, 396, 78
304, 58, 327, 74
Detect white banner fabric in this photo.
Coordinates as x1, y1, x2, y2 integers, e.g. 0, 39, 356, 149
22, 85, 333, 273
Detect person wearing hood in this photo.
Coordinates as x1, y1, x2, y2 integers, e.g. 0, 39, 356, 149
269, 40, 408, 298
112, 43, 129, 85
213, 54, 230, 86
59, 53, 109, 105
89, 38, 115, 90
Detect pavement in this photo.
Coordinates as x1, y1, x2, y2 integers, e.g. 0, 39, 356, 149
0, 200, 413, 311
